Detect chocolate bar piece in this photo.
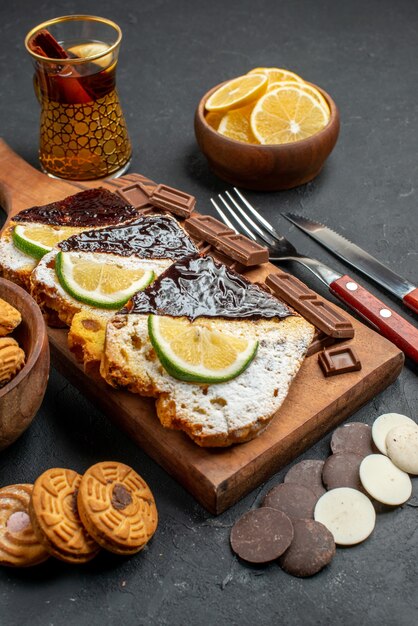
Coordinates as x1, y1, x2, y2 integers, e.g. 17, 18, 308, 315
306, 329, 335, 357
150, 184, 196, 218
185, 214, 233, 243
318, 345, 361, 377
265, 271, 354, 338
116, 182, 154, 211
185, 213, 269, 266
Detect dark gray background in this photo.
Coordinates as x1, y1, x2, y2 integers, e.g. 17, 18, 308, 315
0, 1, 417, 624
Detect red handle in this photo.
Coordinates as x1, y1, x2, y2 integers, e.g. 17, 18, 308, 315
330, 275, 418, 363
403, 287, 418, 315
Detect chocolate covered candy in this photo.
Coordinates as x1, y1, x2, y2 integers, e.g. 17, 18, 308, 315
262, 483, 317, 520
230, 507, 293, 564
322, 453, 364, 491
314, 487, 376, 545
284, 460, 326, 499
279, 519, 335, 577
331, 422, 374, 457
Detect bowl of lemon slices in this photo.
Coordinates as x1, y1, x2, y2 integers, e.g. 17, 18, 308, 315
194, 67, 339, 190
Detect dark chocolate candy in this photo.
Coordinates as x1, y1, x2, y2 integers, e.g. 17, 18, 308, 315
322, 453, 364, 491
123, 254, 293, 321
279, 519, 336, 577
266, 271, 354, 338
14, 188, 137, 227
318, 345, 361, 377
284, 460, 326, 499
59, 215, 197, 260
262, 483, 318, 520
331, 422, 375, 457
230, 507, 294, 564
150, 184, 196, 218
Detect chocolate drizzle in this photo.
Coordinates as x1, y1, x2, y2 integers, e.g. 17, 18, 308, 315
13, 188, 137, 226
123, 254, 293, 321
59, 215, 198, 259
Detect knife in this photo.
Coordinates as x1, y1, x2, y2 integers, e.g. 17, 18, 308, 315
283, 213, 418, 315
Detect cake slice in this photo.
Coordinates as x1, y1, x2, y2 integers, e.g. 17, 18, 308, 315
0, 188, 138, 291
101, 255, 314, 447
31, 213, 198, 328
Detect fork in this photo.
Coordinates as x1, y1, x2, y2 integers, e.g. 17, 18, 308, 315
210, 188, 418, 363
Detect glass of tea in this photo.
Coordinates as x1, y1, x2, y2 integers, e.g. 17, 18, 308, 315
25, 15, 132, 180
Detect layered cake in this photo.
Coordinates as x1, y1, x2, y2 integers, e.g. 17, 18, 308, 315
0, 188, 138, 291
31, 214, 198, 328
101, 255, 314, 446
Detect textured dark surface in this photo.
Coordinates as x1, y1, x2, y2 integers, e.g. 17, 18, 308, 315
0, 1, 417, 625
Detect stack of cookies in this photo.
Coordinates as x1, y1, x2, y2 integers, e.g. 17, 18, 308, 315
0, 461, 158, 567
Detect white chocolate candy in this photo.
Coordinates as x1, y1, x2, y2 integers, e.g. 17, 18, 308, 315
372, 413, 416, 455
386, 424, 418, 475
359, 454, 412, 505
314, 487, 376, 546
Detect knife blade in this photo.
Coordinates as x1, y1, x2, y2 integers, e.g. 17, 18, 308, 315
282, 213, 418, 314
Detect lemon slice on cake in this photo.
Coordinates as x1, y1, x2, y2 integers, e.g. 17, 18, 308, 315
56, 251, 154, 309
12, 224, 84, 260
148, 315, 258, 383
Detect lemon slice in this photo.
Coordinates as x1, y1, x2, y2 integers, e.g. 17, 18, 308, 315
13, 224, 84, 260
269, 80, 330, 117
217, 103, 259, 143
205, 110, 225, 131
248, 67, 304, 86
251, 85, 329, 144
67, 42, 113, 68
56, 251, 154, 309
148, 315, 258, 383
205, 74, 268, 112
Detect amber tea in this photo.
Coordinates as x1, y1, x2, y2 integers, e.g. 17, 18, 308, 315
26, 16, 132, 180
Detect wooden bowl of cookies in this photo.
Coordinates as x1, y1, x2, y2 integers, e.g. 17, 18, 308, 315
0, 278, 49, 450
194, 79, 340, 191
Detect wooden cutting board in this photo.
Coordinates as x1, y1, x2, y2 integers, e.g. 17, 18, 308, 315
0, 140, 404, 514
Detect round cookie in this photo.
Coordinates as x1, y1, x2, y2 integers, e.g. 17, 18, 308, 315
279, 519, 336, 577
230, 507, 293, 564
359, 454, 412, 505
314, 487, 376, 545
386, 424, 418, 475
30, 468, 100, 563
330, 422, 374, 457
77, 461, 158, 555
372, 413, 416, 455
0, 484, 49, 567
262, 483, 317, 520
322, 453, 364, 491
284, 460, 326, 499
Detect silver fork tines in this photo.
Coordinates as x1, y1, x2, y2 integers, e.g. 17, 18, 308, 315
211, 188, 341, 288
212, 189, 276, 246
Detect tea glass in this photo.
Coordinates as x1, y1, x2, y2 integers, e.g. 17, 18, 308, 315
25, 15, 132, 180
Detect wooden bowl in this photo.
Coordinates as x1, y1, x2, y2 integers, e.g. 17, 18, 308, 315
194, 82, 340, 191
0, 278, 49, 450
